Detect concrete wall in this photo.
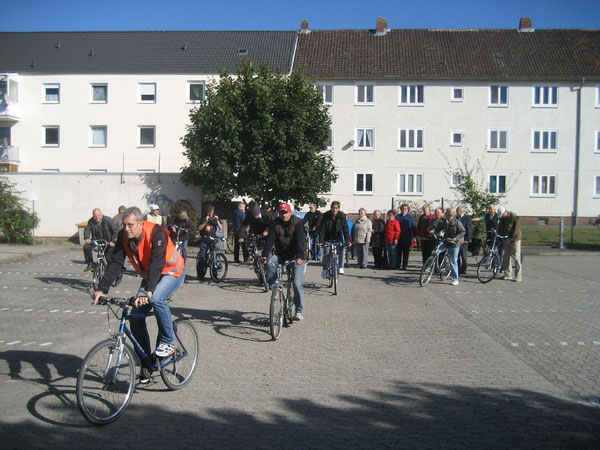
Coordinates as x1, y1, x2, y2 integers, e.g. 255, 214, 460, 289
6, 172, 203, 236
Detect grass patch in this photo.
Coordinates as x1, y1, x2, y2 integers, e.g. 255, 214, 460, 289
521, 225, 600, 249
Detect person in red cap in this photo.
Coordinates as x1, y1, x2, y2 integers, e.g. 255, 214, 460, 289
262, 203, 307, 320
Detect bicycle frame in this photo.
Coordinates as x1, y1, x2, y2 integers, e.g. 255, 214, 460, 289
92, 239, 108, 264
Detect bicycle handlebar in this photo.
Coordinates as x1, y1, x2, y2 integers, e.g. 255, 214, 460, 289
93, 296, 135, 307
92, 239, 108, 246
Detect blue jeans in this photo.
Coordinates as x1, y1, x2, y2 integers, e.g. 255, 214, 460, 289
130, 268, 186, 359
309, 231, 322, 260
439, 242, 460, 282
267, 254, 305, 314
386, 243, 397, 269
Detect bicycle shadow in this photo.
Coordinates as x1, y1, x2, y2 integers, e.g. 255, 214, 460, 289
35, 276, 94, 293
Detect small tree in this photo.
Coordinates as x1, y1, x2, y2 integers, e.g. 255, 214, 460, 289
181, 61, 336, 207
0, 177, 39, 244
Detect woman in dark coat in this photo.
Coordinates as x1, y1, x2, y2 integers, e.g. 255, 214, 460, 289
370, 210, 385, 268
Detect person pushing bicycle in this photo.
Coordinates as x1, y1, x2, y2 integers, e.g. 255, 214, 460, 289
92, 206, 186, 383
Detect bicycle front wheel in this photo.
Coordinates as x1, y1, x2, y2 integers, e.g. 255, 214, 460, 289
269, 287, 284, 340
332, 260, 338, 296
286, 280, 296, 324
92, 261, 106, 291
160, 319, 199, 390
210, 253, 228, 282
76, 339, 135, 425
477, 253, 499, 283
439, 254, 452, 280
419, 256, 436, 287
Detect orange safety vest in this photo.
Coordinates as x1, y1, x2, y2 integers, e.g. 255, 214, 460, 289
123, 221, 184, 278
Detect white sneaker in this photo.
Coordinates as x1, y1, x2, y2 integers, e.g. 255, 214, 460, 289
294, 312, 304, 321
452, 280, 459, 286
154, 342, 175, 357
338, 267, 344, 275
321, 269, 328, 279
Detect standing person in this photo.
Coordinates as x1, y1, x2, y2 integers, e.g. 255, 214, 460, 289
416, 205, 435, 263
395, 204, 417, 270
441, 208, 466, 286
384, 210, 401, 270
370, 210, 385, 269
167, 210, 191, 259
197, 204, 223, 280
262, 203, 306, 320
231, 202, 249, 263
346, 216, 355, 260
83, 208, 118, 272
353, 208, 372, 269
319, 201, 350, 277
145, 204, 166, 227
93, 206, 185, 384
302, 203, 322, 261
457, 205, 474, 274
497, 206, 522, 282
112, 205, 126, 230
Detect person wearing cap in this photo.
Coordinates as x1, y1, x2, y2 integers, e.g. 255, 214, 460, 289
113, 205, 127, 230
262, 203, 307, 321
240, 204, 271, 242
145, 204, 166, 227
497, 206, 522, 282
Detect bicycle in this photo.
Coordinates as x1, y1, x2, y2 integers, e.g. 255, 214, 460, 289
91, 240, 108, 291
226, 230, 235, 254
76, 296, 199, 425
248, 235, 268, 292
477, 230, 508, 283
419, 235, 453, 287
323, 241, 344, 295
196, 236, 228, 282
269, 259, 297, 340
171, 224, 188, 257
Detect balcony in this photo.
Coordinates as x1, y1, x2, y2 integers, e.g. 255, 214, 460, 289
0, 145, 19, 171
0, 75, 19, 122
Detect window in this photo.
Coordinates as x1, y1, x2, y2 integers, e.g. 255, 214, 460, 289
317, 84, 333, 105
490, 85, 508, 106
533, 86, 558, 107
43, 83, 60, 103
489, 175, 506, 194
398, 173, 423, 195
399, 85, 424, 105
531, 175, 556, 197
596, 131, 600, 152
326, 127, 334, 150
89, 126, 107, 147
597, 86, 600, 107
90, 83, 108, 103
139, 126, 156, 147
489, 129, 508, 151
138, 83, 156, 103
355, 128, 375, 150
356, 84, 374, 105
451, 131, 463, 147
89, 169, 107, 173
595, 176, 600, 198
188, 82, 205, 102
43, 126, 59, 147
355, 173, 373, 194
137, 169, 156, 173
450, 172, 461, 187
451, 87, 463, 102
533, 130, 557, 152
398, 128, 424, 151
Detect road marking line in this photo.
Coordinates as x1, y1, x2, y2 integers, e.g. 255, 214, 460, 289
39, 342, 52, 347
511, 343, 519, 347
593, 341, 600, 345
88, 311, 97, 314
49, 310, 59, 313
13, 308, 21, 311
22, 342, 36, 346
0, 307, 9, 311
577, 342, 585, 346
497, 310, 505, 313
560, 341, 568, 346
527, 342, 535, 347
524, 310, 530, 313
22, 287, 28, 290
544, 342, 551, 346
24, 309, 34, 312
7, 341, 21, 345
75, 311, 84, 314
549, 309, 556, 313
63, 310, 72, 313
100, 312, 108, 315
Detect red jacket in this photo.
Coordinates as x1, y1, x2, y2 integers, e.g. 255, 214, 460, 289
384, 218, 401, 244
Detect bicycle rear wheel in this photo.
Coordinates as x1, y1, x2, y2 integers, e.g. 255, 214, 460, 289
257, 260, 268, 292
160, 319, 199, 390
92, 260, 106, 291
76, 339, 135, 425
196, 255, 208, 281
269, 287, 284, 340
419, 255, 436, 287
439, 254, 452, 280
477, 253, 499, 283
210, 253, 228, 282
226, 233, 235, 253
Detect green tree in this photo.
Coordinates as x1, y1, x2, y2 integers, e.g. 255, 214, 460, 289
0, 177, 39, 244
181, 61, 336, 207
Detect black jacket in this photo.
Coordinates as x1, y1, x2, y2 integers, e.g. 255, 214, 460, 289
84, 216, 118, 243
319, 210, 350, 243
302, 210, 322, 232
262, 215, 306, 260
241, 212, 272, 239
370, 218, 385, 248
458, 214, 474, 243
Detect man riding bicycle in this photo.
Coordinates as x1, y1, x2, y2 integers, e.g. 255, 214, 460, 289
93, 206, 186, 383
83, 208, 118, 272
318, 201, 350, 278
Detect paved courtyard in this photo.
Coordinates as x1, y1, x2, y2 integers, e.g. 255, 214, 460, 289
0, 247, 599, 448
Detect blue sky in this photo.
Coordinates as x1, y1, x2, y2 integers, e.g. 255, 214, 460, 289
3, 0, 599, 32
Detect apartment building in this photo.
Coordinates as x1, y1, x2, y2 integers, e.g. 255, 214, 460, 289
1, 19, 599, 235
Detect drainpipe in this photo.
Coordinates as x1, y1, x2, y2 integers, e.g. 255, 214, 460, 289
571, 77, 584, 242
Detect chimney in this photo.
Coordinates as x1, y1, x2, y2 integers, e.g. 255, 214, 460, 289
519, 16, 534, 32
300, 19, 310, 34
375, 17, 389, 36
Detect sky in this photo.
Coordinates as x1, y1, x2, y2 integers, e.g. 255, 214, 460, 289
2, 0, 600, 32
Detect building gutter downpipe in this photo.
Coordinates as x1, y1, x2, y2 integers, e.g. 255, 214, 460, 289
572, 77, 584, 243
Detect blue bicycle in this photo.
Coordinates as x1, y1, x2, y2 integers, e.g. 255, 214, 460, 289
76, 296, 199, 425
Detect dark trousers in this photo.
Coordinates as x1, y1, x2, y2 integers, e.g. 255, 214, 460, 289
420, 239, 434, 264
458, 243, 469, 273
233, 232, 249, 262
397, 243, 411, 269
372, 246, 384, 268
83, 244, 113, 264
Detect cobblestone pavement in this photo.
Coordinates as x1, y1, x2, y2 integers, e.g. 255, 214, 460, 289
0, 248, 599, 448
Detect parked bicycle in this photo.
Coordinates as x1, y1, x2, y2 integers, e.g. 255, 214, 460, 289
76, 296, 199, 425
419, 235, 452, 287
323, 241, 344, 295
248, 235, 268, 292
477, 230, 509, 283
196, 236, 228, 282
269, 259, 297, 340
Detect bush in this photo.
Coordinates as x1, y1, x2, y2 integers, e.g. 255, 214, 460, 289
0, 177, 40, 244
